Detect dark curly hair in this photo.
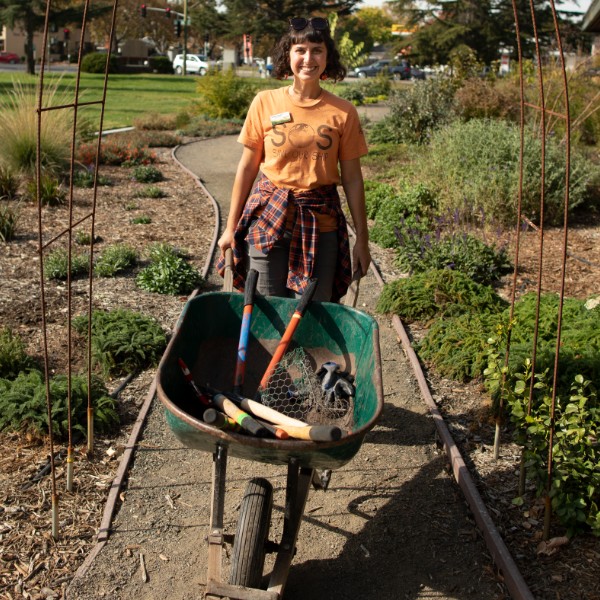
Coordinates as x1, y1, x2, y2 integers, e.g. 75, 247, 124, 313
271, 21, 347, 83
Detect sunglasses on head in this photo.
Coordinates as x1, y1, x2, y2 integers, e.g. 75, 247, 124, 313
289, 17, 330, 32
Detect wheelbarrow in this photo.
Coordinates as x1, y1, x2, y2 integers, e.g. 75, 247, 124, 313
157, 290, 383, 599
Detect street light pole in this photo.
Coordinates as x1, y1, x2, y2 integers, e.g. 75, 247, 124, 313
183, 0, 188, 76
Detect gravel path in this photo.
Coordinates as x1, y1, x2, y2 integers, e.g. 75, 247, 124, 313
67, 123, 508, 599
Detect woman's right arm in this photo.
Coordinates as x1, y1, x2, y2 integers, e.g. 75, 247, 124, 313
217, 144, 263, 253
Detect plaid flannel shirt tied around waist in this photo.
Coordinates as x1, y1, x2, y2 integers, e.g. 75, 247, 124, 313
216, 175, 352, 301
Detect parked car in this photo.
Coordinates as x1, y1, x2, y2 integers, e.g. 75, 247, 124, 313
0, 51, 20, 64
353, 59, 425, 81
172, 53, 209, 75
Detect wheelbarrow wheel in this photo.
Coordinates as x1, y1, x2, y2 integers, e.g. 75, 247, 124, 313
229, 477, 273, 589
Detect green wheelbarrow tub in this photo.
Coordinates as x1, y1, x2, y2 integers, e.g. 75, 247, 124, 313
157, 292, 384, 470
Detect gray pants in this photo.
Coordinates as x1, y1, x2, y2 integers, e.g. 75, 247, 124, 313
247, 231, 338, 302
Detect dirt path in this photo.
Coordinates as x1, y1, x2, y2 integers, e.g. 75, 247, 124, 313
66, 133, 506, 600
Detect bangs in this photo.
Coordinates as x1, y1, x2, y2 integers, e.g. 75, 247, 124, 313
289, 28, 328, 45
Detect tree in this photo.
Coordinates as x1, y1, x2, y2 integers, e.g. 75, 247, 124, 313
388, 0, 584, 66
0, 0, 111, 74
340, 7, 394, 55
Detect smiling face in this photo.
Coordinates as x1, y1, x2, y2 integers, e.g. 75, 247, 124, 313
289, 41, 327, 84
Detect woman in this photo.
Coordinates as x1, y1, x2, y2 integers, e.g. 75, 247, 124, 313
217, 16, 370, 302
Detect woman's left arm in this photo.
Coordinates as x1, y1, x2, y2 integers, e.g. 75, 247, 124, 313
340, 157, 371, 278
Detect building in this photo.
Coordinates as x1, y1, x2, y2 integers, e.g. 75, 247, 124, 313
1, 23, 90, 62
582, 0, 600, 53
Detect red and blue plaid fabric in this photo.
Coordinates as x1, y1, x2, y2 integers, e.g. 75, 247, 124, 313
216, 175, 352, 301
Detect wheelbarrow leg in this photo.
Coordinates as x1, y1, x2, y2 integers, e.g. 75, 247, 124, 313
206, 444, 227, 599
267, 459, 314, 597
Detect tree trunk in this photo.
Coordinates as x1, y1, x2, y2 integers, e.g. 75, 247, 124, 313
26, 17, 36, 75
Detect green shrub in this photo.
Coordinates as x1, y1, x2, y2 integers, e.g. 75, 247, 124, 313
75, 230, 91, 245
369, 77, 457, 145
0, 165, 19, 199
25, 175, 66, 206
73, 309, 167, 376
395, 232, 512, 286
369, 181, 437, 248
133, 185, 166, 198
176, 115, 243, 137
335, 84, 365, 105
0, 370, 119, 439
364, 180, 397, 219
133, 165, 163, 183
72, 168, 112, 188
81, 52, 118, 74
133, 112, 179, 131
357, 74, 391, 98
0, 203, 19, 242
376, 268, 507, 322
498, 367, 599, 536
194, 70, 257, 119
148, 55, 173, 74
0, 327, 36, 379
94, 243, 138, 277
130, 215, 152, 224
0, 79, 72, 176
422, 119, 596, 226
136, 243, 203, 295
418, 310, 503, 381
44, 248, 89, 280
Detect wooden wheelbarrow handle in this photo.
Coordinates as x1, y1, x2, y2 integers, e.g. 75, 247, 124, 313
223, 247, 234, 292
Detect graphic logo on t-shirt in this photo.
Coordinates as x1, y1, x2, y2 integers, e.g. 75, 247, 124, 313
288, 123, 314, 148
271, 123, 334, 155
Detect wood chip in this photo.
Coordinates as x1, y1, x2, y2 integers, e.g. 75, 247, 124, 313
139, 552, 148, 583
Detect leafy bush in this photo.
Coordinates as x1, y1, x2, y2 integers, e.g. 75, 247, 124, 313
364, 180, 398, 219
369, 77, 457, 145
148, 55, 173, 74
486, 353, 600, 535
334, 84, 365, 105
94, 243, 138, 277
136, 243, 203, 295
72, 168, 112, 188
357, 74, 391, 98
0, 370, 119, 439
25, 175, 66, 206
376, 268, 507, 322
418, 311, 503, 381
77, 138, 157, 167
176, 115, 243, 137
44, 248, 89, 280
0, 327, 36, 379
81, 52, 118, 74
73, 309, 167, 376
133, 165, 163, 183
395, 232, 512, 286
454, 77, 520, 122
133, 113, 177, 131
369, 181, 437, 248
0, 79, 72, 176
133, 185, 166, 198
0, 203, 19, 242
130, 215, 152, 224
0, 165, 19, 199
194, 70, 257, 119
421, 119, 596, 226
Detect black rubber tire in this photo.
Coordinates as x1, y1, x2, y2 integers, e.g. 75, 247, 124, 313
229, 477, 273, 589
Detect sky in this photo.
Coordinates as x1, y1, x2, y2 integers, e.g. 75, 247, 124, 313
357, 0, 593, 14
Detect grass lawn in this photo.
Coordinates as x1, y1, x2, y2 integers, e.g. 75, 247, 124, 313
0, 72, 199, 130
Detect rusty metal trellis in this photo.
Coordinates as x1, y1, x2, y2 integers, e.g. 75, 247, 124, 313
36, 0, 119, 539
495, 0, 572, 542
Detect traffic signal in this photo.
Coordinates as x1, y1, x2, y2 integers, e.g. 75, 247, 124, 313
140, 4, 147, 17
165, 6, 171, 18
63, 28, 70, 41
175, 20, 181, 37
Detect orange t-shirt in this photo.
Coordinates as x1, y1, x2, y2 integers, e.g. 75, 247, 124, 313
238, 86, 368, 232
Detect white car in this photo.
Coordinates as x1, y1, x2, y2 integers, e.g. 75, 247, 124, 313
172, 53, 209, 75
